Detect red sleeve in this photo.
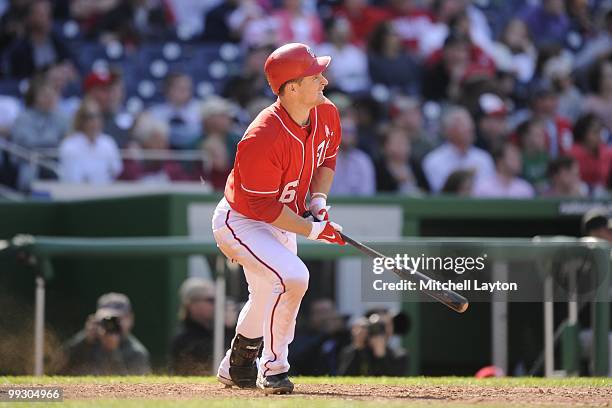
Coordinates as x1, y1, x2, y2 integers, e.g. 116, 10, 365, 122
237, 130, 284, 222
321, 107, 342, 171
245, 195, 283, 223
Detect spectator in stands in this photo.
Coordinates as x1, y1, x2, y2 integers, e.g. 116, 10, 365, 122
581, 208, 612, 242
473, 142, 535, 198
568, 114, 612, 194
59, 98, 122, 184
421, 32, 471, 102
333, 0, 390, 47
273, 0, 324, 46
148, 73, 202, 150
474, 93, 510, 153
11, 76, 70, 190
426, 0, 495, 58
83, 70, 131, 148
489, 18, 537, 84
170, 278, 218, 375
202, 0, 239, 43
520, 0, 570, 47
516, 118, 550, 193
441, 168, 475, 196
90, 0, 172, 47
329, 112, 376, 196
574, 9, 612, 73
337, 314, 406, 376
542, 52, 583, 122
0, 0, 30, 56
0, 95, 21, 139
11, 77, 69, 151
198, 136, 232, 191
527, 80, 574, 158
120, 112, 191, 182
223, 45, 274, 109
375, 126, 420, 195
422, 106, 495, 193
44, 62, 81, 119
0, 95, 22, 189
290, 298, 350, 376
165, 0, 220, 39
316, 17, 370, 95
541, 155, 587, 197
366, 21, 420, 95
69, 0, 121, 39
7, 0, 76, 78
200, 96, 240, 162
62, 292, 151, 375
386, 0, 435, 56
583, 58, 612, 132
390, 96, 438, 163
226, 0, 276, 49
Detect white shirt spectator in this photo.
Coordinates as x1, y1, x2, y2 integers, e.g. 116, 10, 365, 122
423, 143, 495, 192
330, 148, 376, 196
148, 100, 201, 130
473, 174, 535, 198
59, 132, 122, 183
316, 42, 370, 94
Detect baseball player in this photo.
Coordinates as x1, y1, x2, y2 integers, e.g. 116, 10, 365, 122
211, 43, 345, 394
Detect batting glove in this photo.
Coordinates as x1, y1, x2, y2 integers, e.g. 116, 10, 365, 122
309, 193, 329, 221
307, 220, 345, 245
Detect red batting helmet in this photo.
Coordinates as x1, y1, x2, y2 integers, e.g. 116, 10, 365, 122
264, 43, 331, 95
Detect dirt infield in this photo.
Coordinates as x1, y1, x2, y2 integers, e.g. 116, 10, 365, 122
43, 382, 611, 406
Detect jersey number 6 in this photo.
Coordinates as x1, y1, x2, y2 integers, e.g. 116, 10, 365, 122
279, 180, 299, 204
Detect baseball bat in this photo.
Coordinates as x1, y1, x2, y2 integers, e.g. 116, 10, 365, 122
338, 231, 469, 313
304, 211, 469, 313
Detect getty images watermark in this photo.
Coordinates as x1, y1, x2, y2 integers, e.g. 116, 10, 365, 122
360, 241, 609, 303
371, 253, 518, 293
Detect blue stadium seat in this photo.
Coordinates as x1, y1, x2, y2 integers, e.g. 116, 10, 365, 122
0, 79, 22, 98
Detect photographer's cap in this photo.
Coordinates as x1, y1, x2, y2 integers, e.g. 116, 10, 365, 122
97, 292, 132, 315
179, 277, 215, 306
582, 208, 612, 235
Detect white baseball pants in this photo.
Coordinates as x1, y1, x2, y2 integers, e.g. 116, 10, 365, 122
212, 198, 309, 377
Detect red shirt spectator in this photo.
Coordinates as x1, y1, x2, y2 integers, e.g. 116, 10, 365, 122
334, 0, 391, 46
568, 114, 612, 189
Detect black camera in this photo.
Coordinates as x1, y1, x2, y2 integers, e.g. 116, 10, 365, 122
366, 314, 387, 336
98, 315, 122, 335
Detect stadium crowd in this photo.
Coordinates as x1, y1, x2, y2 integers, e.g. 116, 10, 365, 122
0, 0, 611, 197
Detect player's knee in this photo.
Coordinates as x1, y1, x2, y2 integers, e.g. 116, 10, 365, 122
283, 263, 309, 294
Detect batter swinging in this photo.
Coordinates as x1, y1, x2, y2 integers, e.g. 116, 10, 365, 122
211, 43, 345, 394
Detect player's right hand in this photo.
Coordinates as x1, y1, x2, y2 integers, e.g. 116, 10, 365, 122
307, 220, 345, 245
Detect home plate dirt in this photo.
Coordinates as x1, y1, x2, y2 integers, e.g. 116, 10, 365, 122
47, 383, 611, 406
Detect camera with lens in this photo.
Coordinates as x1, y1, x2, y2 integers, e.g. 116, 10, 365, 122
366, 314, 387, 336
98, 315, 122, 335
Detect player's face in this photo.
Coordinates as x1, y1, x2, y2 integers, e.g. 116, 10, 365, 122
296, 73, 328, 107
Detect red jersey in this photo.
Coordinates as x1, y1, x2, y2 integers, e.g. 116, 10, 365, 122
224, 98, 341, 223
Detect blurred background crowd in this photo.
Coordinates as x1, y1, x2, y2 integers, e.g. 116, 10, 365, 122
0, 0, 611, 197
58, 279, 411, 377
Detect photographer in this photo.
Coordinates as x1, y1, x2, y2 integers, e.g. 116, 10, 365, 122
170, 278, 236, 375
337, 313, 408, 376
61, 293, 151, 375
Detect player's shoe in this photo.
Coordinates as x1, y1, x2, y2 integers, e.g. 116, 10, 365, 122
256, 372, 294, 394
216, 373, 235, 388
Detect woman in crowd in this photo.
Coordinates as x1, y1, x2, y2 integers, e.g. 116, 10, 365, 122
59, 99, 122, 183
